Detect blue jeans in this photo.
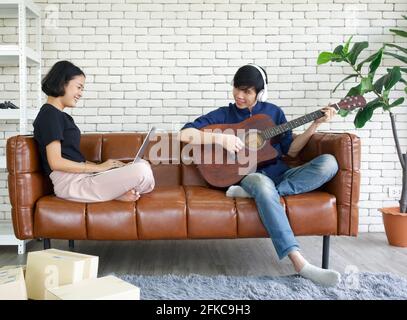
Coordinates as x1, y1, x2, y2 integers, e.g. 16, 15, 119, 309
240, 154, 339, 260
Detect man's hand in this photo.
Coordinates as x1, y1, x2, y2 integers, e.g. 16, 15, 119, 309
220, 134, 245, 154
314, 105, 336, 125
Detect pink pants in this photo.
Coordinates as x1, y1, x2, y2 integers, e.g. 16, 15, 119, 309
49, 160, 155, 203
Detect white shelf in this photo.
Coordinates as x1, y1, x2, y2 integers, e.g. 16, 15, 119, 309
0, 221, 17, 244
0, 156, 5, 169
0, 45, 40, 65
0, 109, 20, 120
0, 108, 39, 120
0, 0, 40, 18
0, 0, 40, 255
0, 221, 26, 254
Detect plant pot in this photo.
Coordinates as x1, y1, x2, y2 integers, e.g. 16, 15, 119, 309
380, 207, 407, 247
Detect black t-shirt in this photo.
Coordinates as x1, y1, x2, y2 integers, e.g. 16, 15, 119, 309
33, 104, 86, 175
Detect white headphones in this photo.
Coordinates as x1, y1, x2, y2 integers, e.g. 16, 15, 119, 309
231, 64, 268, 102
249, 64, 268, 102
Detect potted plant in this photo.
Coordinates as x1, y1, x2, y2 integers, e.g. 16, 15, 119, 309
317, 15, 407, 246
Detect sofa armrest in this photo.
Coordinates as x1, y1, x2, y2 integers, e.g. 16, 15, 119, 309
6, 135, 53, 239
298, 132, 361, 236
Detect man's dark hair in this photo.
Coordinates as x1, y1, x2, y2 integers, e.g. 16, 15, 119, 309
232, 65, 268, 94
41, 60, 85, 97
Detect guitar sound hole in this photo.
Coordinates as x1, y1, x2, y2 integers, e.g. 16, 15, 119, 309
245, 132, 264, 151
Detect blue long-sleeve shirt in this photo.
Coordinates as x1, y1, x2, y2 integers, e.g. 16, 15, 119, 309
181, 101, 293, 182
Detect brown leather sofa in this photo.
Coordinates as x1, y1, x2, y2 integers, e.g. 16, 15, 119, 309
7, 132, 360, 268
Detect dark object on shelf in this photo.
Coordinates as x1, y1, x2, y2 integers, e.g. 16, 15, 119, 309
5, 101, 19, 109
0, 101, 19, 109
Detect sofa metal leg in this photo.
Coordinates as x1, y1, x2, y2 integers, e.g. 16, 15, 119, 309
322, 235, 330, 269
43, 238, 51, 250
68, 240, 74, 251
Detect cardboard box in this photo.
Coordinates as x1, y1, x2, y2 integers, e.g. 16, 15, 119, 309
45, 275, 140, 300
0, 266, 27, 300
0, 265, 26, 276
45, 249, 98, 280
25, 249, 98, 300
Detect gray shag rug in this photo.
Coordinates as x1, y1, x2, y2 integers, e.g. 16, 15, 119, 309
114, 272, 407, 300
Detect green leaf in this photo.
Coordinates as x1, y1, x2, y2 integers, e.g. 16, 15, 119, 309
357, 50, 382, 72
384, 51, 407, 64
332, 57, 345, 63
403, 15, 407, 20
361, 76, 374, 93
332, 45, 345, 62
317, 52, 334, 65
385, 43, 407, 55
368, 49, 383, 77
333, 45, 344, 55
383, 89, 390, 103
346, 83, 362, 97
343, 36, 353, 55
354, 99, 384, 128
332, 74, 359, 93
385, 97, 405, 110
390, 29, 407, 38
405, 86, 407, 94
373, 75, 386, 93
384, 66, 402, 90
348, 42, 369, 65
338, 109, 350, 117
354, 108, 373, 128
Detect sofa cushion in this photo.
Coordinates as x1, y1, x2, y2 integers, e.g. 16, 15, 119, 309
151, 164, 181, 186
284, 191, 337, 235
101, 133, 144, 162
236, 192, 337, 237
181, 164, 209, 187
34, 195, 87, 239
136, 186, 187, 239
80, 134, 102, 163
235, 197, 285, 238
185, 186, 237, 238
87, 201, 138, 240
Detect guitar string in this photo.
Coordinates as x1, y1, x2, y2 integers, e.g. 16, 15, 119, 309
259, 102, 343, 140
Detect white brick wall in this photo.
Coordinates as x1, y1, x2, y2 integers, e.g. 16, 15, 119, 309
1, 0, 406, 233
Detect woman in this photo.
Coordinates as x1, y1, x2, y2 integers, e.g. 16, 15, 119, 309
180, 64, 341, 287
33, 60, 155, 202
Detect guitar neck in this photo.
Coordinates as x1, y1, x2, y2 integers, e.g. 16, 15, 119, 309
261, 103, 339, 140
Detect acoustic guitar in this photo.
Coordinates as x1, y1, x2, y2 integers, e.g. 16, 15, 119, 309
193, 95, 366, 187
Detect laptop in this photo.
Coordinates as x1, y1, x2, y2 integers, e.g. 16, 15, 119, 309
91, 127, 156, 176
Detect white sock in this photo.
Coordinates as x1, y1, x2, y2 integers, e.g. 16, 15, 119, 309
299, 263, 341, 287
226, 185, 252, 198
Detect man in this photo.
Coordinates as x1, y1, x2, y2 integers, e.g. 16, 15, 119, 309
180, 64, 341, 287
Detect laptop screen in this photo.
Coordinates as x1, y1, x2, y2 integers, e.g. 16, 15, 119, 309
133, 127, 156, 163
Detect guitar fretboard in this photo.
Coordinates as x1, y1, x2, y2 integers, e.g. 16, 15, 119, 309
261, 104, 339, 140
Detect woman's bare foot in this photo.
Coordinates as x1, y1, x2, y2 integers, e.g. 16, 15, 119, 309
115, 189, 140, 202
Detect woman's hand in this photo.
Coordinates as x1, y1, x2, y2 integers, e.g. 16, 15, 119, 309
219, 134, 245, 154
314, 105, 336, 125
98, 159, 126, 172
